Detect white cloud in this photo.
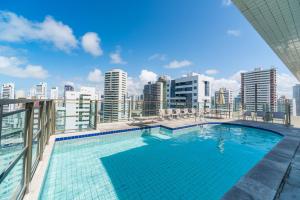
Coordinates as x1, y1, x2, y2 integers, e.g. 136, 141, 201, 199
127, 69, 158, 95
227, 29, 241, 37
222, 0, 232, 6
0, 56, 48, 79
165, 60, 192, 69
81, 32, 103, 56
277, 73, 298, 98
148, 53, 167, 61
110, 47, 126, 64
139, 69, 158, 84
0, 11, 78, 52
87, 68, 103, 83
205, 69, 219, 75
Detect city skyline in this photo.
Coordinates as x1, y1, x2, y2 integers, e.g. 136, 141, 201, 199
0, 0, 299, 98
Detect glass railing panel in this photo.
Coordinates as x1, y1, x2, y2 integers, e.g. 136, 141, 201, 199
0, 154, 24, 200
0, 111, 25, 173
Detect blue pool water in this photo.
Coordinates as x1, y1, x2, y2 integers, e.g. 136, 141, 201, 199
40, 124, 281, 200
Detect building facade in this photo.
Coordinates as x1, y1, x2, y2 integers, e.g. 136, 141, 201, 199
50, 87, 59, 100
293, 84, 300, 116
103, 69, 128, 122
35, 82, 47, 99
1, 83, 15, 113
277, 96, 296, 116
64, 84, 75, 99
143, 82, 163, 116
241, 68, 277, 112
61, 87, 97, 131
167, 73, 211, 109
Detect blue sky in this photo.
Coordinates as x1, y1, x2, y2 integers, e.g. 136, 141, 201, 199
0, 0, 298, 97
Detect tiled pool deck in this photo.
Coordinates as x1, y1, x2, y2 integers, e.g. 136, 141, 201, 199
24, 118, 300, 200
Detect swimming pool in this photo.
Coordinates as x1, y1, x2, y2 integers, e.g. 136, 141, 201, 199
40, 124, 282, 200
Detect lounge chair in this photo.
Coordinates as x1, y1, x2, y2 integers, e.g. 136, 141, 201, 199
132, 116, 158, 125
165, 109, 173, 120
172, 109, 180, 119
187, 108, 196, 118
243, 111, 252, 120
255, 111, 266, 121
272, 112, 286, 124
181, 108, 189, 118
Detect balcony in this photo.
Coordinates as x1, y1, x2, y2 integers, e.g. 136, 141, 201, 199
0, 99, 300, 200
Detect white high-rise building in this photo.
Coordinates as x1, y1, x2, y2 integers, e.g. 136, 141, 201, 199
50, 87, 59, 100
1, 83, 15, 113
103, 69, 128, 122
62, 86, 97, 131
35, 82, 47, 99
241, 68, 277, 112
166, 73, 211, 109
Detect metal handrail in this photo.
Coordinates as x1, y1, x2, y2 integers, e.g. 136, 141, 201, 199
2, 108, 27, 118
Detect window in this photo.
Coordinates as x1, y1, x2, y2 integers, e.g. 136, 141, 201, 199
194, 93, 197, 96
204, 81, 210, 96
194, 86, 197, 90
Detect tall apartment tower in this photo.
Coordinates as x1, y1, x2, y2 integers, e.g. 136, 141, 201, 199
35, 82, 47, 99
1, 83, 15, 113
103, 69, 128, 122
167, 73, 211, 109
293, 84, 300, 116
143, 81, 163, 116
241, 68, 277, 112
50, 87, 59, 100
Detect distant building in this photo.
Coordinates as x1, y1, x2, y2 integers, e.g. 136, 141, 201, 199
64, 84, 74, 99
103, 69, 128, 122
241, 68, 277, 112
1, 83, 15, 113
293, 84, 300, 116
233, 94, 241, 112
35, 82, 47, 99
129, 95, 143, 117
143, 81, 163, 116
214, 88, 233, 111
167, 73, 211, 109
157, 76, 169, 109
277, 96, 296, 116
50, 87, 59, 100
62, 86, 97, 131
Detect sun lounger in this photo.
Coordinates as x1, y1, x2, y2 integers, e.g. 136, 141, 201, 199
272, 112, 286, 124
243, 111, 252, 120
132, 116, 158, 125
255, 111, 266, 121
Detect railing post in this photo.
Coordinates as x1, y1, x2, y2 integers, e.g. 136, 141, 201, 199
39, 102, 45, 161
0, 104, 3, 146
46, 101, 50, 143
94, 101, 98, 130
52, 100, 56, 135
24, 102, 34, 193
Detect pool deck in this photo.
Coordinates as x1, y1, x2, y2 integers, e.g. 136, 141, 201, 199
24, 118, 300, 200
